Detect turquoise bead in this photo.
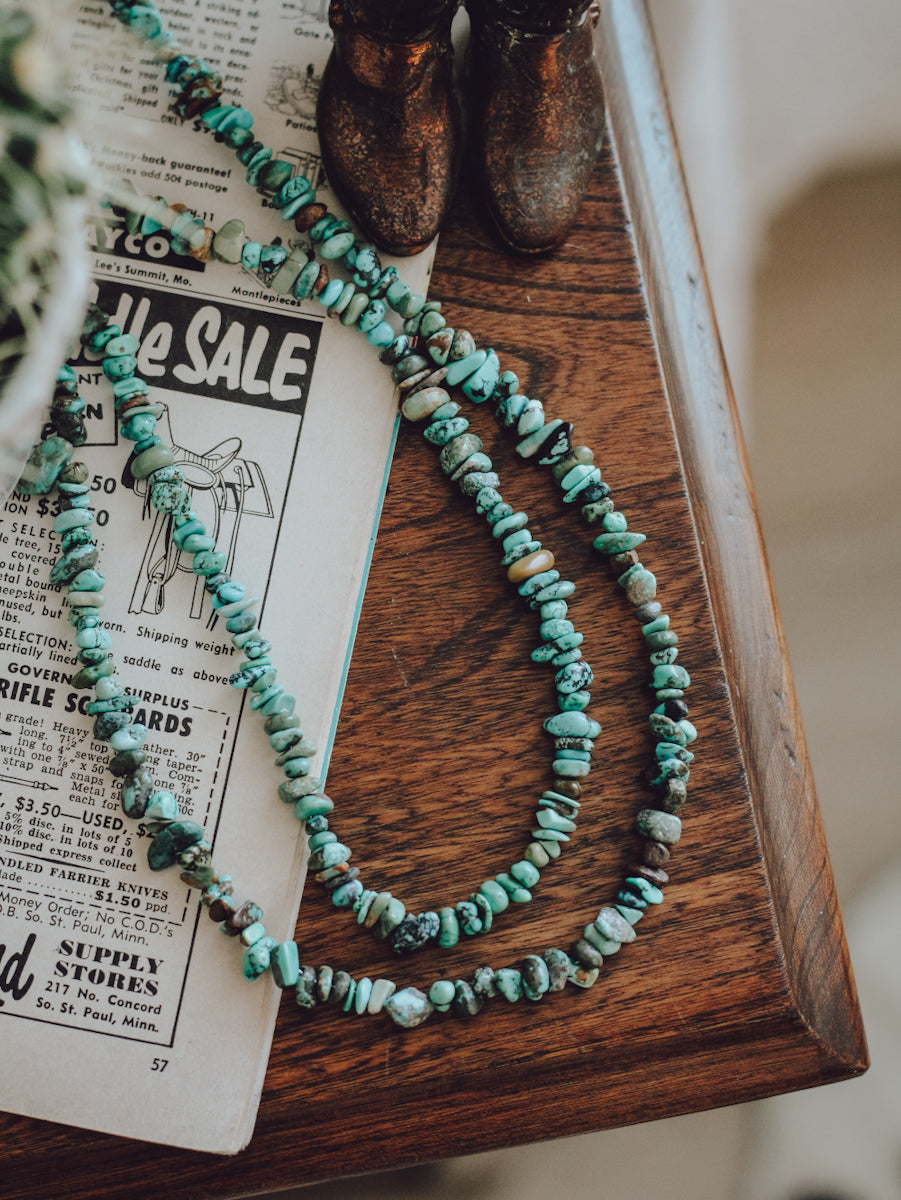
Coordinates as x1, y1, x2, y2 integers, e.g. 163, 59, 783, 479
243, 936, 277, 981
478, 879, 509, 913
308, 830, 337, 851
543, 710, 600, 739
625, 876, 665, 905
357, 298, 386, 332
428, 979, 455, 1009
192, 550, 228, 576
354, 977, 373, 1014
318, 278, 345, 307
241, 241, 262, 269
653, 664, 691, 691
438, 906, 459, 948
292, 793, 334, 821
494, 968, 523, 1002
271, 941, 300, 988
147, 820, 205, 871
281, 756, 311, 779
68, 568, 104, 592
145, 790, 179, 821
367, 320, 395, 347
384, 987, 433, 1028
602, 510, 628, 533
461, 349, 499, 402
293, 260, 323, 300
182, 532, 216, 553
273, 173, 311, 208
536, 808, 577, 833
321, 230, 356, 259
492, 512, 529, 540
109, 724, 147, 752
511, 860, 540, 888
445, 348, 487, 387
595, 906, 637, 944
127, 6, 163, 39
516, 419, 563, 459
105, 334, 140, 357
593, 530, 647, 554
54, 509, 93, 533
495, 873, 531, 903
619, 564, 657, 604
332, 879, 363, 908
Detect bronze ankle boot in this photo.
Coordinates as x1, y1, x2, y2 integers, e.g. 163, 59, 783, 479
469, 0, 605, 255
317, 0, 463, 257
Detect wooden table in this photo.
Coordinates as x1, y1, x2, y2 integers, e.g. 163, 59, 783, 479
0, 3, 866, 1196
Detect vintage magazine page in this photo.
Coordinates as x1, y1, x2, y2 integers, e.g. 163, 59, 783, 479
0, 1, 432, 1153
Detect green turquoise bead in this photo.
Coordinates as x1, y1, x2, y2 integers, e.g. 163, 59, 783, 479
625, 876, 665, 905
494, 968, 523, 1002
510, 860, 540, 888
271, 941, 300, 988
478, 879, 509, 913
461, 349, 500, 402
147, 820, 205, 871
516, 418, 563, 459
54, 509, 93, 533
145, 790, 179, 821
308, 830, 337, 851
243, 935, 277, 980
444, 348, 487, 387
653, 664, 691, 690
536, 808, 577, 833
291, 793, 334, 821
593, 530, 647, 554
354, 977, 373, 1014
428, 979, 455, 1008
68, 568, 104, 592
438, 906, 459, 948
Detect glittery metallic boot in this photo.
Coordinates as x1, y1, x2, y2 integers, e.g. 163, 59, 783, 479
469, 0, 605, 254
317, 0, 463, 257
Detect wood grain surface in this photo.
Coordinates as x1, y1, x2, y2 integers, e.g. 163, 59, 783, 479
0, 3, 866, 1196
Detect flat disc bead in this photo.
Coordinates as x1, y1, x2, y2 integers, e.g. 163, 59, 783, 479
507, 548, 555, 584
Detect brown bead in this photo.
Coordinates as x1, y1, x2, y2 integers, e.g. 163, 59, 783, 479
661, 777, 688, 814
628, 863, 670, 887
116, 393, 152, 417
207, 896, 234, 923
571, 937, 604, 971
188, 227, 216, 262
295, 201, 329, 233
222, 899, 263, 936
551, 779, 582, 801
507, 548, 555, 584
612, 549, 640, 570
641, 840, 671, 867
311, 263, 330, 294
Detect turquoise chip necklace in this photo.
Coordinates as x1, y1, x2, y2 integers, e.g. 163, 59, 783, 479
15, 1, 696, 1027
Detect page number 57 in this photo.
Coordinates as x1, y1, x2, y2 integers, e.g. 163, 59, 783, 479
151, 1058, 169, 1072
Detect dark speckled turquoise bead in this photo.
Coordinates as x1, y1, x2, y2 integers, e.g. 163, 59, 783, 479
147, 821, 205, 871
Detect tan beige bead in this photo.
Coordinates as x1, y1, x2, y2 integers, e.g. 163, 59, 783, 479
506, 547, 555, 584
401, 386, 452, 421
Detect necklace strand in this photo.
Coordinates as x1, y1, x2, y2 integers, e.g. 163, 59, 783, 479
17, 1, 695, 1026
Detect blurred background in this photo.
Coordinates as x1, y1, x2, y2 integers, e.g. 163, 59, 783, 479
266, 1, 901, 1196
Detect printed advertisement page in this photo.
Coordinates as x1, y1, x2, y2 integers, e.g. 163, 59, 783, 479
0, 0, 433, 1153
